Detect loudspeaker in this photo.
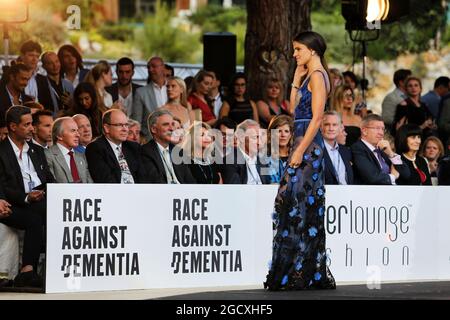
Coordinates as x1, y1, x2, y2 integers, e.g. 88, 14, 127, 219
203, 32, 236, 90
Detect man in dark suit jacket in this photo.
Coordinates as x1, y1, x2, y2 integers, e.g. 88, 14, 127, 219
141, 109, 195, 184
223, 120, 271, 185
0, 105, 55, 288
0, 63, 34, 127
321, 111, 354, 185
351, 114, 409, 185
86, 109, 146, 183
106, 57, 142, 116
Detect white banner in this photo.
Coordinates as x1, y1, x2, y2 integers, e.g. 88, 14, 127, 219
46, 184, 450, 293
45, 184, 277, 293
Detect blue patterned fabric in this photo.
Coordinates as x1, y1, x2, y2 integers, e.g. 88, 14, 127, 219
265, 72, 335, 290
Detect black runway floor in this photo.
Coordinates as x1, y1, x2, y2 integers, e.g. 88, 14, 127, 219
158, 281, 450, 300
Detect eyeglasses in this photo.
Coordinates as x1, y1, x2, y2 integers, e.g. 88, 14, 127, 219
344, 93, 355, 99
366, 126, 386, 132
106, 123, 130, 128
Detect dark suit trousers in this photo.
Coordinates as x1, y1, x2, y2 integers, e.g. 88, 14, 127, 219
1, 204, 44, 269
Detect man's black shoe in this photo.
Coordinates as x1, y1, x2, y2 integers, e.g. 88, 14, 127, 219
13, 271, 43, 288
0, 278, 13, 288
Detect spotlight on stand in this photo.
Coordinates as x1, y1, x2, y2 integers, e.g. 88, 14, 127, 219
342, 0, 410, 32
0, 0, 31, 66
341, 0, 409, 102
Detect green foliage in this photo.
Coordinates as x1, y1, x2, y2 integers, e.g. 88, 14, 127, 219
311, 11, 353, 64
134, 1, 200, 63
98, 24, 135, 42
189, 5, 246, 33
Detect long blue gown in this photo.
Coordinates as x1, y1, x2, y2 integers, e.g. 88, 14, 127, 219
264, 71, 336, 290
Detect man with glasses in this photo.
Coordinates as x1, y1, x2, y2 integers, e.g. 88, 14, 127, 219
85, 109, 145, 183
131, 56, 168, 140
351, 114, 409, 185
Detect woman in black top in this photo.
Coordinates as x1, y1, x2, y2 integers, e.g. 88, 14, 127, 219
395, 124, 431, 185
219, 73, 259, 125
183, 121, 221, 184
257, 78, 290, 128
393, 76, 436, 138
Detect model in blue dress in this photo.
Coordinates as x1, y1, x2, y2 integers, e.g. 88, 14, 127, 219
265, 31, 336, 290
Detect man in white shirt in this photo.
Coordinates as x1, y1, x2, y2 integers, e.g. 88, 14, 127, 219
140, 109, 195, 184
131, 56, 168, 139
0, 106, 55, 287
44, 117, 93, 183
223, 119, 270, 184
321, 111, 354, 185
85, 109, 145, 183
208, 70, 223, 118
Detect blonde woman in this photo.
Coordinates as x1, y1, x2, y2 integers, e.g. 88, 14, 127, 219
257, 78, 290, 128
331, 84, 362, 146
161, 76, 195, 129
182, 121, 221, 184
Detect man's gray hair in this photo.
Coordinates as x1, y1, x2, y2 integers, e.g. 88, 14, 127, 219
323, 110, 342, 123
361, 113, 383, 128
236, 119, 260, 134
147, 109, 173, 133
52, 117, 72, 144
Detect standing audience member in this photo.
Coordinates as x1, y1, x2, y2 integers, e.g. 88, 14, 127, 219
381, 69, 412, 131
208, 71, 224, 118
393, 76, 436, 137
342, 70, 367, 117
57, 44, 89, 87
72, 114, 93, 153
395, 124, 431, 185
0, 63, 34, 127
188, 70, 216, 126
19, 40, 46, 105
141, 110, 195, 184
421, 76, 450, 119
438, 93, 450, 143
257, 78, 289, 129
85, 109, 145, 183
106, 57, 142, 117
351, 114, 409, 185
40, 51, 74, 115
131, 56, 168, 139
31, 110, 54, 148
164, 64, 175, 79
220, 73, 259, 125
45, 117, 93, 183
321, 111, 354, 185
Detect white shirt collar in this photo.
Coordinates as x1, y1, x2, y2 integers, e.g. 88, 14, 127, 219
8, 136, 29, 155
106, 137, 122, 151
361, 138, 377, 152
239, 147, 257, 164
56, 142, 72, 155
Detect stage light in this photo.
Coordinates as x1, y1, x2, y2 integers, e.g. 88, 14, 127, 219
342, 0, 409, 31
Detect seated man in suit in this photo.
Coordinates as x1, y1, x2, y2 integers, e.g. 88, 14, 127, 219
321, 111, 354, 185
223, 119, 271, 184
141, 109, 195, 184
45, 117, 93, 183
0, 106, 56, 287
351, 114, 409, 185
85, 109, 145, 183
72, 114, 93, 153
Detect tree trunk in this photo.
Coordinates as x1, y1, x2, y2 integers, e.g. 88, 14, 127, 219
245, 0, 312, 101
